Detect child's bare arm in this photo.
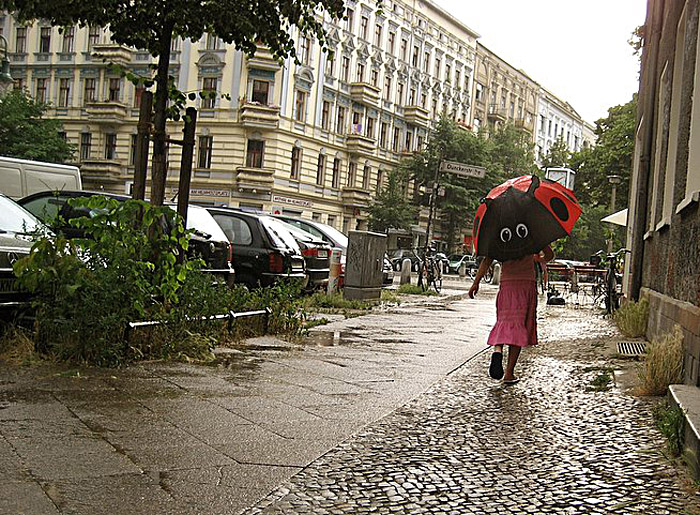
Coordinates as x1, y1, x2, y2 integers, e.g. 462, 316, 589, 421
468, 257, 494, 298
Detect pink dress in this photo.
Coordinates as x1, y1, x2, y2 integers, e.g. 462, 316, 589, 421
487, 255, 538, 347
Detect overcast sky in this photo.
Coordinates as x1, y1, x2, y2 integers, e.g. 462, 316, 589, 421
432, 0, 647, 124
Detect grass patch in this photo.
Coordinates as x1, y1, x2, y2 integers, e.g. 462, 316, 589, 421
0, 325, 43, 365
380, 290, 401, 304
303, 292, 375, 311
305, 317, 330, 330
637, 324, 684, 396
614, 297, 650, 338
397, 283, 438, 296
585, 366, 615, 392
653, 401, 686, 456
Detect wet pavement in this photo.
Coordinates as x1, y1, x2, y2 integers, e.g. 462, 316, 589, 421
2, 283, 698, 514
0, 285, 496, 515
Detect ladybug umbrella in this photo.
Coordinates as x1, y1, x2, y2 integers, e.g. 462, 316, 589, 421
472, 175, 582, 262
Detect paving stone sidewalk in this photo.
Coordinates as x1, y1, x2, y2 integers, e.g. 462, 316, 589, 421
247, 306, 700, 515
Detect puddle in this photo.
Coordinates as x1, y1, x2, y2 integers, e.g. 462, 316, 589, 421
305, 330, 365, 347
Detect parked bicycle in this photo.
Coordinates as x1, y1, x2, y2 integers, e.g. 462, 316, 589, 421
417, 246, 443, 293
593, 248, 630, 314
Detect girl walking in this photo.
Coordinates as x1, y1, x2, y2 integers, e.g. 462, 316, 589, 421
468, 245, 554, 384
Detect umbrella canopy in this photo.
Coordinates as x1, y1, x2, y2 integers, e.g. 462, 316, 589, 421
601, 208, 628, 227
472, 175, 582, 262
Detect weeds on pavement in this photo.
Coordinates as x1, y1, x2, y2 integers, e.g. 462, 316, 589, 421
653, 401, 686, 457
637, 325, 684, 396
614, 297, 650, 338
397, 284, 438, 296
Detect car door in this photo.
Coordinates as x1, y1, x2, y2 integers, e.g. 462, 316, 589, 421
211, 212, 261, 286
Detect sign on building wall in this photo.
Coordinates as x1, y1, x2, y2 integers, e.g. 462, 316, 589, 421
272, 195, 312, 208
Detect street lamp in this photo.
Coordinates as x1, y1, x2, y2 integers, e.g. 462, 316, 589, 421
0, 35, 13, 96
606, 174, 622, 252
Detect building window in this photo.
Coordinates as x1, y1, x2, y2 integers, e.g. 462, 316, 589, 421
405, 130, 412, 152
251, 80, 269, 104
392, 127, 400, 152
346, 7, 354, 31
58, 78, 70, 107
445, 63, 451, 83
290, 146, 302, 179
409, 88, 416, 105
298, 36, 310, 64
377, 168, 384, 191
316, 154, 326, 185
384, 76, 392, 101
397, 83, 404, 105
379, 122, 388, 148
455, 69, 461, 88
336, 106, 346, 133
130, 134, 138, 165
134, 85, 145, 108
108, 78, 121, 102
246, 139, 264, 168
341, 56, 350, 82
412, 46, 419, 67
352, 111, 362, 134
423, 51, 430, 72
321, 101, 331, 130
83, 78, 96, 104
420, 92, 427, 108
347, 162, 356, 187
400, 38, 408, 61
332, 158, 341, 188
475, 83, 483, 102
360, 16, 368, 40
327, 214, 336, 228
87, 26, 101, 50
39, 27, 51, 53
294, 90, 307, 122
431, 98, 438, 117
356, 62, 365, 82
35, 78, 48, 103
362, 165, 370, 189
434, 57, 441, 77
80, 132, 92, 160
15, 27, 26, 53
105, 133, 117, 160
198, 135, 213, 169
325, 55, 334, 76
202, 77, 217, 108
375, 24, 383, 46
370, 69, 378, 87
13, 78, 24, 91
366, 117, 375, 139
61, 26, 74, 53
388, 32, 396, 54
205, 33, 219, 50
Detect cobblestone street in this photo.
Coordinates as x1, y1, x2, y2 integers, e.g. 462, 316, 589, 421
248, 305, 700, 515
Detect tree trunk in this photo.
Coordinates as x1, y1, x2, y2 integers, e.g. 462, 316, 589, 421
149, 20, 175, 207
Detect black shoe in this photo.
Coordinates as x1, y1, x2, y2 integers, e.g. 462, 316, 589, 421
489, 352, 504, 380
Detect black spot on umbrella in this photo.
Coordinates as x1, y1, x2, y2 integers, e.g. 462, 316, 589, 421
550, 197, 569, 221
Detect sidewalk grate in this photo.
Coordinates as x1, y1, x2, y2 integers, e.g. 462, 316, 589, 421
617, 341, 647, 356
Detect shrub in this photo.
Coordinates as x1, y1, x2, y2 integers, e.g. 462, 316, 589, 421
613, 296, 649, 338
652, 401, 686, 456
637, 324, 684, 396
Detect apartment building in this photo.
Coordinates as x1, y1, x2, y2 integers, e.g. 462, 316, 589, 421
534, 88, 585, 165
470, 43, 538, 139
1, 0, 479, 234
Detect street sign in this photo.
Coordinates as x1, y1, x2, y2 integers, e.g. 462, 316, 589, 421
439, 160, 486, 179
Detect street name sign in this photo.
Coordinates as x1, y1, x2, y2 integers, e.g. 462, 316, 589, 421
439, 160, 486, 179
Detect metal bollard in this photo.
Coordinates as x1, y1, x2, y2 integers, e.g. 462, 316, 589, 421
459, 262, 466, 278
400, 258, 412, 285
492, 262, 502, 286
327, 249, 342, 294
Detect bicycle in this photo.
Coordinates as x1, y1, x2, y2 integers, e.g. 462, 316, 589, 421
594, 248, 630, 314
417, 247, 443, 293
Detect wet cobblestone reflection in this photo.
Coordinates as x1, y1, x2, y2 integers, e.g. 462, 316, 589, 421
247, 308, 698, 515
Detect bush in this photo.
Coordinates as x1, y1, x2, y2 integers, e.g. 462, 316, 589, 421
614, 297, 649, 338
653, 401, 686, 456
637, 325, 684, 396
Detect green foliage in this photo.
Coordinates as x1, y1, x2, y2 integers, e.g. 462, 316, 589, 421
653, 401, 686, 457
368, 166, 418, 233
0, 89, 75, 163
485, 123, 539, 177
638, 325, 684, 396
397, 283, 438, 296
541, 136, 571, 170
304, 292, 375, 311
551, 203, 612, 260
614, 297, 650, 338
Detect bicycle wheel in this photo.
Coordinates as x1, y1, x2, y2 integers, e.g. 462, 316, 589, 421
419, 263, 429, 292
432, 264, 442, 293
604, 271, 618, 314
484, 265, 494, 284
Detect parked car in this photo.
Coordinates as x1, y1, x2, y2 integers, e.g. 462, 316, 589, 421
270, 215, 348, 284
447, 254, 477, 275
19, 190, 235, 286
0, 155, 81, 200
276, 220, 332, 291
390, 249, 422, 272
0, 194, 43, 318
206, 208, 306, 289
382, 254, 395, 285
434, 252, 450, 273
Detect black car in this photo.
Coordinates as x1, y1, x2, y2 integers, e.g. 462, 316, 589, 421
390, 249, 422, 272
19, 190, 235, 286
0, 194, 43, 317
206, 208, 306, 289
275, 221, 332, 291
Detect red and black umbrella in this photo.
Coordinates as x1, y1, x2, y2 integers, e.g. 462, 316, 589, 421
472, 175, 582, 262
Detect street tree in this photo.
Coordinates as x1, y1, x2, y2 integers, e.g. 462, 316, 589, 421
367, 166, 417, 234
0, 89, 75, 163
3, 0, 345, 205
540, 136, 570, 170
485, 123, 539, 178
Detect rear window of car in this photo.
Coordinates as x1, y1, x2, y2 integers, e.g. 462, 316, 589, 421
20, 195, 64, 222
260, 217, 301, 252
212, 214, 253, 246
185, 208, 229, 243
0, 195, 43, 233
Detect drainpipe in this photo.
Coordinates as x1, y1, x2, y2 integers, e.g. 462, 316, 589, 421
629, 0, 664, 301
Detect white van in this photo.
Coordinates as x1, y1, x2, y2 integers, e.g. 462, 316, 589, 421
0, 156, 82, 199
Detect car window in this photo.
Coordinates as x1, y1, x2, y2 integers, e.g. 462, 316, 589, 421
185, 208, 230, 242
0, 195, 43, 234
260, 217, 301, 251
212, 214, 253, 245
21, 195, 64, 222
293, 221, 325, 240
313, 223, 348, 248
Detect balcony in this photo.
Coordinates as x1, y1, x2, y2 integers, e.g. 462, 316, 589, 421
79, 159, 123, 184
246, 45, 281, 71
349, 82, 380, 106
403, 105, 430, 126
239, 102, 280, 129
514, 117, 535, 134
341, 186, 372, 209
85, 101, 129, 124
487, 105, 507, 123
346, 131, 377, 154
91, 44, 133, 65
234, 166, 275, 193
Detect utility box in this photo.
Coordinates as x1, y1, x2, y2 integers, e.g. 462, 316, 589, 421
344, 231, 387, 300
